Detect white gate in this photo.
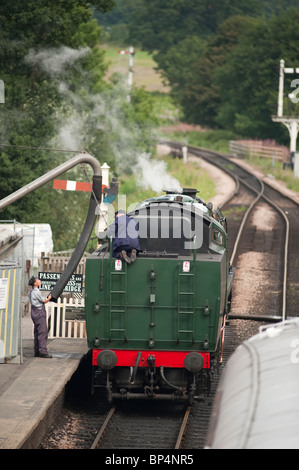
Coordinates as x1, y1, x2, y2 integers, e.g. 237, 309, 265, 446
46, 297, 86, 339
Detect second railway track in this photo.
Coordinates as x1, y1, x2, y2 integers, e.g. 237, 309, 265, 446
171, 142, 297, 323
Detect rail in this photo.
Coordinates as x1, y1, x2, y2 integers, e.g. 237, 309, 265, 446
90, 406, 116, 449
226, 153, 288, 320
165, 141, 290, 323
222, 154, 289, 321
175, 405, 192, 449
90, 404, 191, 449
229, 176, 264, 266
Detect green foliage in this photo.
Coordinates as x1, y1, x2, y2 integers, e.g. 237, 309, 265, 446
3, 0, 299, 251
125, 0, 299, 142
93, 0, 139, 45
215, 9, 299, 140
0, 1, 113, 248
93, 0, 137, 27
0, 1, 169, 250
128, 0, 260, 53
92, 0, 116, 13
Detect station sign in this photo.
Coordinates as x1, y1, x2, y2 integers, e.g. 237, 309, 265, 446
38, 271, 83, 293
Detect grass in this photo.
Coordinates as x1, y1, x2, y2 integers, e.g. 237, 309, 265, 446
117, 155, 216, 211
245, 154, 299, 193
102, 44, 170, 93
163, 128, 237, 154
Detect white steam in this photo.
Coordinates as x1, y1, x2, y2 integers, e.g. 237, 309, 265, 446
26, 46, 90, 75
25, 46, 182, 194
57, 113, 87, 151
135, 153, 182, 193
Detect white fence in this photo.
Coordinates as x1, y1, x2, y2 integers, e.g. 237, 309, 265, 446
46, 297, 86, 339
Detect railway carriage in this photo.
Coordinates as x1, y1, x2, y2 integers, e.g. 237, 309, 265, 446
85, 189, 234, 402
206, 319, 299, 449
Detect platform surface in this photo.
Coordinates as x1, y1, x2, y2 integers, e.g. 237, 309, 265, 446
0, 315, 88, 449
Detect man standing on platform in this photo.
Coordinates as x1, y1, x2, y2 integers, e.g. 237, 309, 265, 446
28, 276, 52, 358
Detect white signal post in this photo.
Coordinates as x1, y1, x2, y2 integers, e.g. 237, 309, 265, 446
272, 59, 299, 176
97, 163, 110, 234
0, 80, 4, 103
277, 59, 285, 118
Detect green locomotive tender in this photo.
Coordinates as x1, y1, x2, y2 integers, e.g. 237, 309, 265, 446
85, 189, 233, 402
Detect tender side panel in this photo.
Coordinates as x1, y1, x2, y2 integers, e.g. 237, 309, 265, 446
85, 253, 225, 353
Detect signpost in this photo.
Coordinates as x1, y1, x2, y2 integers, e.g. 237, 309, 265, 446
272, 59, 299, 174
38, 271, 83, 293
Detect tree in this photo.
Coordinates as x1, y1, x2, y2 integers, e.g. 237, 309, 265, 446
0, 1, 164, 249
161, 15, 257, 127
127, 0, 299, 142
215, 8, 299, 140
128, 0, 260, 55
0, 1, 111, 241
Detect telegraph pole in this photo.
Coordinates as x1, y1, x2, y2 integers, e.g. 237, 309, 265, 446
118, 47, 134, 102
0, 79, 4, 103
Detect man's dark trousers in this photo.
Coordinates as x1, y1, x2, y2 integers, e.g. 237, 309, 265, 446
30, 305, 49, 356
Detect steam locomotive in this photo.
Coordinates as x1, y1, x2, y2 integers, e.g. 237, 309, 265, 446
0, 150, 233, 403
85, 188, 234, 402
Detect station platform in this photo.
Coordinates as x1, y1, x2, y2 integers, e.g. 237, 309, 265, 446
0, 314, 88, 449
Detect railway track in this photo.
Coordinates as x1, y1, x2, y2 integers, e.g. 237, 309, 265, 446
90, 403, 192, 449
166, 141, 297, 323
200, 149, 289, 321
40, 143, 299, 450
